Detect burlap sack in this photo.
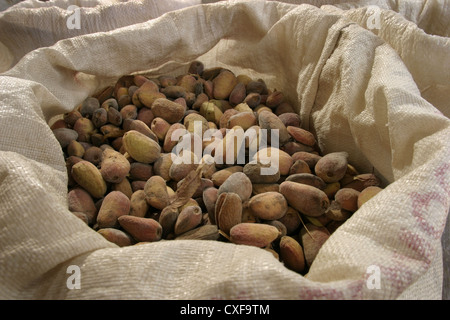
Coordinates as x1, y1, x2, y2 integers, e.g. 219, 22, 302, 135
0, 0, 449, 299
319, 0, 450, 120
0, 0, 202, 72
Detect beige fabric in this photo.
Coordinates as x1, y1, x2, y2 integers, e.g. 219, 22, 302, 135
0, 0, 202, 72
319, 0, 450, 121
0, 0, 449, 299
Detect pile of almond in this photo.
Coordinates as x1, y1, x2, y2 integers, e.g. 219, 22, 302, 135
52, 61, 384, 275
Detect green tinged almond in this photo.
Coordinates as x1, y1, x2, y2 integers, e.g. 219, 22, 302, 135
71, 160, 107, 199
122, 130, 161, 163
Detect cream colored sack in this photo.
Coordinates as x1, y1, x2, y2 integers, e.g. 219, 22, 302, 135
0, 0, 449, 299
0, 0, 202, 72
318, 0, 450, 123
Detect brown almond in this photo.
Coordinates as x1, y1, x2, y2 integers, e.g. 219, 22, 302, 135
278, 113, 301, 128
229, 223, 280, 247
128, 119, 159, 142
83, 146, 103, 166
277, 206, 301, 235
279, 236, 305, 273
68, 188, 98, 225
137, 89, 166, 109
118, 215, 162, 242
251, 183, 280, 195
215, 192, 243, 235
227, 112, 257, 130
357, 186, 383, 208
97, 228, 134, 247
342, 173, 381, 192
96, 191, 131, 228
253, 147, 293, 176
163, 123, 187, 153
322, 182, 341, 199
286, 126, 316, 146
151, 117, 171, 141
203, 187, 219, 224
129, 190, 149, 218
281, 141, 314, 155
53, 128, 79, 148
100, 148, 130, 184
151, 98, 185, 124
159, 206, 179, 238
324, 200, 352, 221
67, 140, 85, 158
211, 166, 243, 187
129, 162, 153, 181
291, 152, 322, 169
275, 102, 295, 115
243, 161, 280, 184
144, 175, 170, 210
64, 110, 82, 127
334, 188, 360, 212
228, 82, 246, 106
300, 223, 330, 267
289, 159, 311, 175
111, 177, 133, 199
279, 181, 329, 217
174, 205, 203, 235
257, 110, 290, 145
248, 191, 288, 220
212, 70, 237, 100
153, 153, 173, 181
120, 104, 138, 120
315, 152, 349, 183
174, 224, 219, 241
50, 119, 66, 130
137, 108, 155, 127
217, 172, 252, 202
265, 91, 284, 109
285, 173, 326, 190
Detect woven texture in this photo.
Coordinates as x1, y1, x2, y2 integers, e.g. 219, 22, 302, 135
0, 0, 449, 299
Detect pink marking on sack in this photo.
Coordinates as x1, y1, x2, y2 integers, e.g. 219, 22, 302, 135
298, 286, 344, 300
409, 191, 447, 238
398, 229, 434, 264
434, 162, 450, 194
379, 264, 413, 293
297, 279, 364, 300
380, 242, 432, 297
